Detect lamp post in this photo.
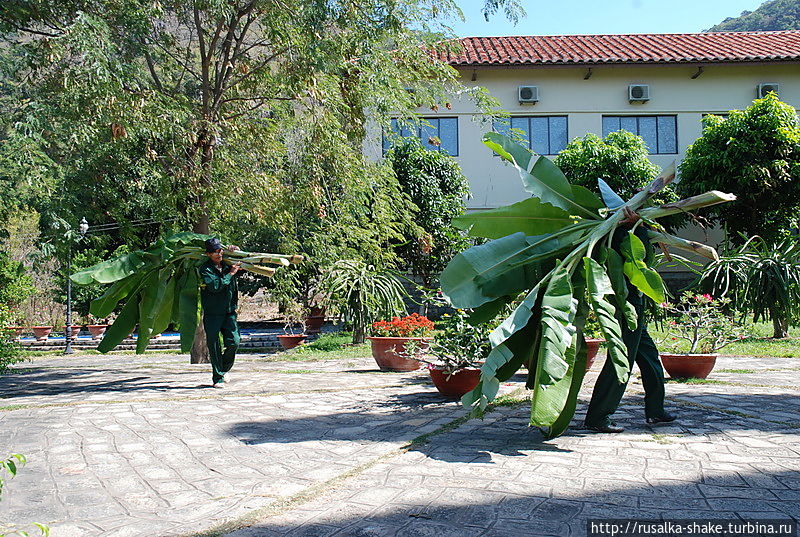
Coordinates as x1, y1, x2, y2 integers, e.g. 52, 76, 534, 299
65, 217, 89, 355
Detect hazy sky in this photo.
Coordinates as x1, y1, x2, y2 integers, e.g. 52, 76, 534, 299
449, 0, 767, 36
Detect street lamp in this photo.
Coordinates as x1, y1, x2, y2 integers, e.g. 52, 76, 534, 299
65, 217, 89, 355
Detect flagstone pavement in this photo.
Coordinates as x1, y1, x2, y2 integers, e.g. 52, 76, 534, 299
1, 351, 799, 537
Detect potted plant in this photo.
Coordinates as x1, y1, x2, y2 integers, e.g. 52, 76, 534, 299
31, 325, 52, 341
583, 310, 605, 371
659, 292, 747, 379
420, 308, 493, 398
367, 313, 434, 372
304, 304, 326, 335
277, 301, 307, 350
86, 315, 109, 340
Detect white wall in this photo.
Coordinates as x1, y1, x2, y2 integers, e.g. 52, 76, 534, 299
368, 62, 800, 210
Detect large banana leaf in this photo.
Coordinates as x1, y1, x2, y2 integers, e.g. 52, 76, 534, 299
484, 132, 603, 219
529, 267, 577, 428
445, 133, 736, 438
72, 232, 298, 354
584, 258, 630, 383
620, 232, 666, 303
454, 198, 584, 239
441, 228, 590, 309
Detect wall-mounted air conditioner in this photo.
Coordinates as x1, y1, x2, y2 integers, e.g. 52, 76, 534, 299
757, 83, 779, 98
518, 86, 539, 104
628, 84, 650, 102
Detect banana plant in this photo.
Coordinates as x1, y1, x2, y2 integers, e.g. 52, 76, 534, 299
441, 133, 736, 439
70, 232, 302, 354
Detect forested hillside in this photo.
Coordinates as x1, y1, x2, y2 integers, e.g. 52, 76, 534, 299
707, 0, 800, 31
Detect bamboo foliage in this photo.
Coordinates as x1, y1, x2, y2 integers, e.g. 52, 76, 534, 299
70, 232, 301, 353
442, 133, 736, 438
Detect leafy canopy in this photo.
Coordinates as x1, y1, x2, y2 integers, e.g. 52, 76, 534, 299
677, 94, 800, 243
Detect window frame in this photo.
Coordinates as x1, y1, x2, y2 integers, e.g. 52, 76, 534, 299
383, 116, 459, 156
601, 114, 678, 155
492, 115, 569, 156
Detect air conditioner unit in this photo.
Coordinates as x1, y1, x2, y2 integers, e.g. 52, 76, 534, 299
629, 84, 650, 102
518, 86, 539, 104
757, 83, 779, 98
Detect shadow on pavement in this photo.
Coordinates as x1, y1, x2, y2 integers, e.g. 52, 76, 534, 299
227, 467, 800, 537
0, 367, 208, 399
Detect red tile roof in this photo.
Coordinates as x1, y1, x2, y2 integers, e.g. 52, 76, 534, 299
439, 31, 800, 66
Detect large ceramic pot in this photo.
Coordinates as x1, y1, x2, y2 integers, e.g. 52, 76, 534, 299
64, 325, 81, 338
277, 334, 307, 349
32, 326, 53, 341
428, 365, 481, 398
304, 315, 325, 335
366, 337, 428, 372
7, 326, 24, 338
585, 338, 604, 371
660, 353, 718, 379
87, 324, 108, 340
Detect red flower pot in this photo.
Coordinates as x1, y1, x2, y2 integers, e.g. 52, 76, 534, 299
64, 325, 81, 338
585, 338, 604, 371
7, 326, 24, 338
32, 326, 53, 341
366, 337, 428, 372
428, 365, 481, 398
87, 325, 108, 340
278, 334, 307, 349
660, 353, 718, 379
304, 315, 325, 334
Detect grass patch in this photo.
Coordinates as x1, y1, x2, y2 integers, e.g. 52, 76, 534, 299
717, 368, 757, 374
651, 433, 672, 444
665, 378, 726, 385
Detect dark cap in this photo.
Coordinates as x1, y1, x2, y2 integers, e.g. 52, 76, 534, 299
204, 238, 223, 253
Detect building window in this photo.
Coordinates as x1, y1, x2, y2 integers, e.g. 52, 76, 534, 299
383, 117, 458, 156
602, 115, 677, 154
493, 116, 568, 155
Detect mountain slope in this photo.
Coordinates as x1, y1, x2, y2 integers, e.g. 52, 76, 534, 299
706, 0, 800, 31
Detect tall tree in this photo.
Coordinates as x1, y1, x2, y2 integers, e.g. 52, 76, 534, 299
0, 0, 510, 360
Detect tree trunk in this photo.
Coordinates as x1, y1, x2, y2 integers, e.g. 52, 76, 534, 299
189, 139, 213, 364
771, 312, 789, 339
352, 322, 366, 345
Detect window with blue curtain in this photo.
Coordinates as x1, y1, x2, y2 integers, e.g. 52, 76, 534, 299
493, 116, 568, 155
602, 115, 677, 154
383, 117, 458, 156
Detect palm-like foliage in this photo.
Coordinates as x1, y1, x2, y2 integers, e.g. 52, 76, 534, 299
441, 133, 736, 438
701, 235, 800, 338
321, 259, 407, 344
70, 232, 301, 353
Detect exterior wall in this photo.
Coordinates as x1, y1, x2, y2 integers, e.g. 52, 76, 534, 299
367, 62, 800, 210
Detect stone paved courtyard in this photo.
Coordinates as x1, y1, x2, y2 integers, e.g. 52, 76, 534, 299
1, 351, 799, 537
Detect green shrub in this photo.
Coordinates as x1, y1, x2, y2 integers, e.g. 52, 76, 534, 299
678, 94, 800, 243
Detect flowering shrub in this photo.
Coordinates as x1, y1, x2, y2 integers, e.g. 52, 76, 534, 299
371, 313, 434, 338
661, 292, 748, 354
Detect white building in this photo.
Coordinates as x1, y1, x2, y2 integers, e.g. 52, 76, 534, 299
370, 31, 800, 211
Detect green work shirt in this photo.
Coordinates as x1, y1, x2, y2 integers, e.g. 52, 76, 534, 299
199, 260, 239, 315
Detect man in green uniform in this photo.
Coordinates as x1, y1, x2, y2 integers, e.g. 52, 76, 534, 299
200, 237, 241, 388
584, 211, 676, 433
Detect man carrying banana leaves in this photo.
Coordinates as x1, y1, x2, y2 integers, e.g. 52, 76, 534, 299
200, 238, 242, 388
583, 209, 676, 433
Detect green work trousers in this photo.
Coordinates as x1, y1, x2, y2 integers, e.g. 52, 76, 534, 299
204, 313, 240, 384
584, 314, 666, 427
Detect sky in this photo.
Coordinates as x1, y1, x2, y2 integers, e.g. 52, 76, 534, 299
448, 0, 767, 36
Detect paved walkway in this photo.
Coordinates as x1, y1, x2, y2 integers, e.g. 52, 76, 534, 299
1, 351, 799, 537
